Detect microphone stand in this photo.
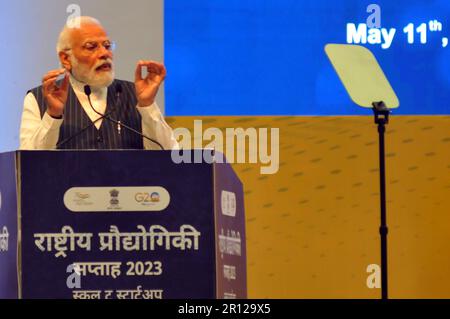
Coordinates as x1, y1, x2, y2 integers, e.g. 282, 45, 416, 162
84, 85, 165, 150
56, 108, 116, 148
372, 101, 390, 300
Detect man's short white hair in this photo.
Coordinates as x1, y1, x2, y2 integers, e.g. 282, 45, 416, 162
56, 16, 102, 54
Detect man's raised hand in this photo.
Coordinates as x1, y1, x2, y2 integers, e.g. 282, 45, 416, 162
42, 69, 70, 118
134, 60, 167, 107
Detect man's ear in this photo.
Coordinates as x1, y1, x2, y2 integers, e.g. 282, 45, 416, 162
59, 51, 72, 71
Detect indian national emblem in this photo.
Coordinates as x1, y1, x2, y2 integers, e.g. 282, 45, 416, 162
109, 189, 120, 207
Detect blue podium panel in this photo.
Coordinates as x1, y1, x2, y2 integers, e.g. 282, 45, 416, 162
213, 161, 247, 299
0, 150, 247, 299
0, 152, 18, 299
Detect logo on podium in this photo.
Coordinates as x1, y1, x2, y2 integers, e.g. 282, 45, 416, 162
64, 187, 170, 212
109, 189, 120, 208
221, 191, 236, 217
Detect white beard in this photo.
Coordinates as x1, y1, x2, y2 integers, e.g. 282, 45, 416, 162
70, 56, 115, 89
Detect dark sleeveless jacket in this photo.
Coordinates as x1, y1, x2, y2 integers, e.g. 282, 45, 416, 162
29, 79, 144, 149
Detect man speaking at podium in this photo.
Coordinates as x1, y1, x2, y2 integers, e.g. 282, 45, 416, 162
19, 16, 178, 150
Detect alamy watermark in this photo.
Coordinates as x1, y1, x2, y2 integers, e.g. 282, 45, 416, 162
66, 4, 81, 28
66, 263, 81, 289
171, 120, 280, 175
366, 264, 381, 289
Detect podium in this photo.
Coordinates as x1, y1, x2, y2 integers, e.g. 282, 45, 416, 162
0, 150, 246, 299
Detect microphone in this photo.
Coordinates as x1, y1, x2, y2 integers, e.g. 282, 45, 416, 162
83, 84, 91, 97
84, 84, 165, 150
84, 85, 105, 118
56, 86, 116, 148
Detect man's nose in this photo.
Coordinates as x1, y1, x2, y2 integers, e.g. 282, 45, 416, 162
98, 46, 113, 60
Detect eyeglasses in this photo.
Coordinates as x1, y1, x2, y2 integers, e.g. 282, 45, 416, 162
81, 40, 116, 53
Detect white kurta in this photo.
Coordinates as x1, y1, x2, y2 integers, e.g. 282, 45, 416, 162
20, 76, 179, 150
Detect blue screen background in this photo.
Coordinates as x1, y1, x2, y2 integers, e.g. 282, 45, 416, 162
164, 0, 450, 115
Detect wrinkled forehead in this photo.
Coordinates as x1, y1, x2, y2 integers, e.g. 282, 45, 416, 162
70, 23, 109, 46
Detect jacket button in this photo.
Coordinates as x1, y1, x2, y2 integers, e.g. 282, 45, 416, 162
97, 135, 103, 143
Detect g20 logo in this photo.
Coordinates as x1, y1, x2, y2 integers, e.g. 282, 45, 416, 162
135, 192, 160, 203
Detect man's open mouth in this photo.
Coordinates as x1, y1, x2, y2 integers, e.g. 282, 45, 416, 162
96, 63, 112, 71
